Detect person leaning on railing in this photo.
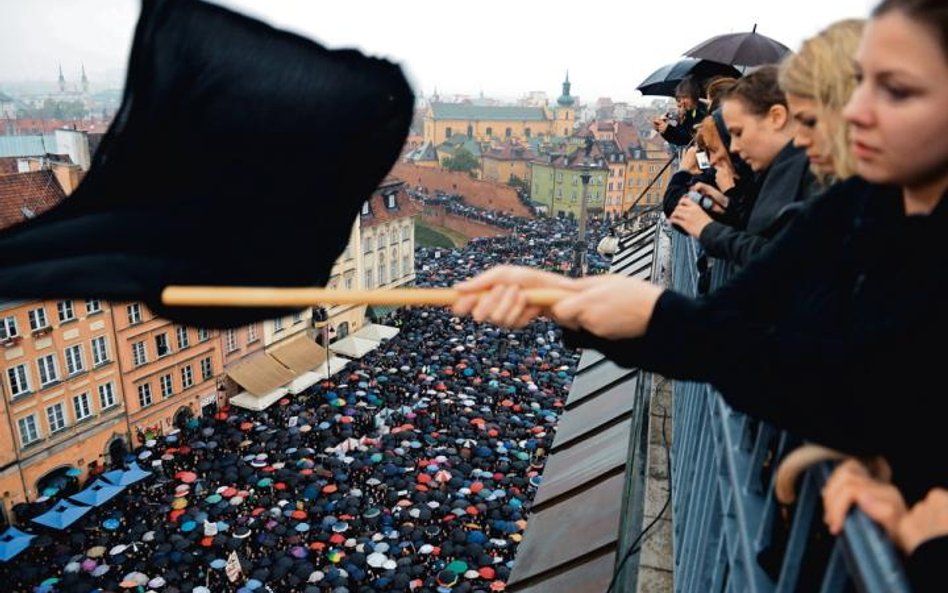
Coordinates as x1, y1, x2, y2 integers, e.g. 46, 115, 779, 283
653, 76, 708, 147
453, 0, 948, 538
667, 66, 818, 267
822, 460, 948, 593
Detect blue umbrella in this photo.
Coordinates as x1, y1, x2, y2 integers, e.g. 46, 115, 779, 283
246, 579, 263, 590
0, 526, 34, 562
101, 462, 152, 487
70, 479, 125, 507
295, 522, 310, 533
65, 468, 82, 477
32, 500, 92, 530
41, 487, 59, 497
102, 518, 121, 531
181, 521, 197, 532
210, 558, 226, 569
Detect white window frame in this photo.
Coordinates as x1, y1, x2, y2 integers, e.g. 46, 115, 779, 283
98, 382, 117, 410
132, 341, 147, 367
225, 329, 238, 352
273, 317, 284, 332
7, 363, 30, 397
37, 354, 59, 386
46, 402, 67, 433
201, 357, 213, 381
155, 333, 170, 357
85, 299, 101, 314
0, 315, 18, 341
197, 328, 210, 342
181, 365, 194, 389
160, 373, 174, 398
28, 307, 48, 331
292, 311, 303, 325
73, 392, 92, 422
247, 323, 258, 342
57, 300, 75, 322
127, 303, 142, 325
91, 336, 109, 366
176, 326, 190, 349
18, 415, 39, 446
64, 344, 85, 375
137, 383, 153, 408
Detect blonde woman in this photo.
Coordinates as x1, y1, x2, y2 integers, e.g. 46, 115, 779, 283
779, 19, 866, 183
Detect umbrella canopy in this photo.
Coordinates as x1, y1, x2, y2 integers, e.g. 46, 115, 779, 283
0, 0, 413, 328
69, 479, 125, 507
0, 526, 34, 561
101, 462, 153, 487
684, 25, 792, 67
31, 500, 92, 530
636, 57, 741, 97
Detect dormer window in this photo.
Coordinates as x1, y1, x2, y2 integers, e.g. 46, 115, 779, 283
361, 202, 371, 216
386, 193, 397, 209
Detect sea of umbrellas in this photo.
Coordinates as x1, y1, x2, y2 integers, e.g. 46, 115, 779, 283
0, 205, 610, 593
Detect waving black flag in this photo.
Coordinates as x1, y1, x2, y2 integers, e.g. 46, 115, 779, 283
0, 0, 413, 327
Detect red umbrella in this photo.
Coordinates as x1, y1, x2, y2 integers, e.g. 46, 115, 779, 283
240, 422, 253, 431
177, 446, 192, 455
221, 487, 237, 498
274, 482, 287, 490
214, 412, 229, 421
322, 485, 337, 494
291, 510, 307, 520
479, 567, 495, 580
176, 471, 197, 483
329, 534, 345, 545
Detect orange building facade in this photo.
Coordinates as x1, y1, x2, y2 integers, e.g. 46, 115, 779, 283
0, 298, 129, 525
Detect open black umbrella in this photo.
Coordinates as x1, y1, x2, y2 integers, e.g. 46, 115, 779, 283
636, 57, 741, 97
684, 24, 792, 67
0, 0, 413, 328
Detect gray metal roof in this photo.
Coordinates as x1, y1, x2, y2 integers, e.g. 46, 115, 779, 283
430, 103, 548, 122
0, 135, 59, 158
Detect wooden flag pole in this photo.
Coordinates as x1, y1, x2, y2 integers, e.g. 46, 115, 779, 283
161, 286, 574, 308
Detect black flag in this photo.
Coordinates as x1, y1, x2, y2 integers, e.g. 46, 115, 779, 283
0, 0, 413, 327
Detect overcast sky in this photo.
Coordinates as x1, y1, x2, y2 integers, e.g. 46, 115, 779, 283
1, 0, 876, 104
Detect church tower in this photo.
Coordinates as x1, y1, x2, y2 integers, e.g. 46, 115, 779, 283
554, 71, 576, 137
58, 63, 66, 93
81, 63, 89, 94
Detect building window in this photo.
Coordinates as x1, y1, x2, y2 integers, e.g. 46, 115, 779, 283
292, 311, 303, 325
225, 329, 238, 352
155, 333, 170, 357
176, 326, 190, 350
197, 328, 210, 342
132, 341, 147, 367
273, 317, 284, 332
46, 402, 67, 433
386, 194, 397, 209
365, 269, 374, 289
57, 300, 75, 323
362, 236, 372, 253
73, 392, 92, 421
505, 127, 512, 137
137, 383, 153, 408
85, 299, 101, 314
88, 336, 108, 367
344, 276, 354, 290
486, 127, 492, 137
361, 202, 371, 216
64, 344, 85, 375
0, 316, 18, 341
247, 323, 258, 342
181, 365, 194, 389
37, 354, 59, 386
98, 382, 117, 410
445, 127, 452, 138
18, 415, 39, 446
160, 373, 174, 398
378, 257, 387, 285
525, 128, 531, 138
127, 304, 142, 325
391, 259, 399, 281
403, 253, 411, 276
402, 226, 410, 241
7, 363, 30, 397
201, 357, 213, 381
28, 307, 48, 331
377, 234, 386, 250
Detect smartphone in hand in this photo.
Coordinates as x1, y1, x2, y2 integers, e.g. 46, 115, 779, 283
695, 150, 711, 170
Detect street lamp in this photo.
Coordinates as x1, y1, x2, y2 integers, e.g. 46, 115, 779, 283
571, 136, 595, 277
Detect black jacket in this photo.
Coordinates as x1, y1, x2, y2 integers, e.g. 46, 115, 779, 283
662, 163, 758, 232
660, 104, 708, 147
567, 176, 948, 503
908, 536, 948, 593
698, 141, 815, 266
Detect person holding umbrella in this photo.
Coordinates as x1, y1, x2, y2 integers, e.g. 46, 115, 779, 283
652, 77, 708, 147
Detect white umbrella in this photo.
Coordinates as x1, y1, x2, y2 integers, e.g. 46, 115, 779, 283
64, 561, 82, 573
110, 544, 128, 556
229, 496, 244, 506
124, 571, 149, 585
382, 559, 397, 570
366, 552, 387, 568
308, 570, 325, 583
148, 576, 166, 588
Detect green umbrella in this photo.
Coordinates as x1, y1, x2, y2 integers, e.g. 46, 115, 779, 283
446, 560, 469, 574
257, 478, 273, 487
205, 494, 222, 504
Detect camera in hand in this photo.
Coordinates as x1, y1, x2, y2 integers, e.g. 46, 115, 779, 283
687, 190, 714, 211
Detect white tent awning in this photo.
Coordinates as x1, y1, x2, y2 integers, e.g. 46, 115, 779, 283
229, 387, 289, 411
353, 323, 399, 342
329, 335, 380, 359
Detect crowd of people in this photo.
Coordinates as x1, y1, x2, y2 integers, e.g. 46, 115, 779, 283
452, 0, 948, 590
0, 206, 615, 593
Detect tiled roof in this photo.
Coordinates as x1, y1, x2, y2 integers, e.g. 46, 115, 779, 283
0, 157, 20, 175
0, 170, 67, 230
360, 180, 422, 228
430, 103, 549, 122
507, 224, 660, 593
482, 142, 534, 162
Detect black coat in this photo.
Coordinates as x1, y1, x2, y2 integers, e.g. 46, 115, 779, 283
567, 176, 948, 503
660, 104, 708, 147
662, 162, 758, 232
698, 141, 815, 266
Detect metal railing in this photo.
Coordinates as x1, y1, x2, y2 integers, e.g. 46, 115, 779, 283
668, 230, 912, 593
